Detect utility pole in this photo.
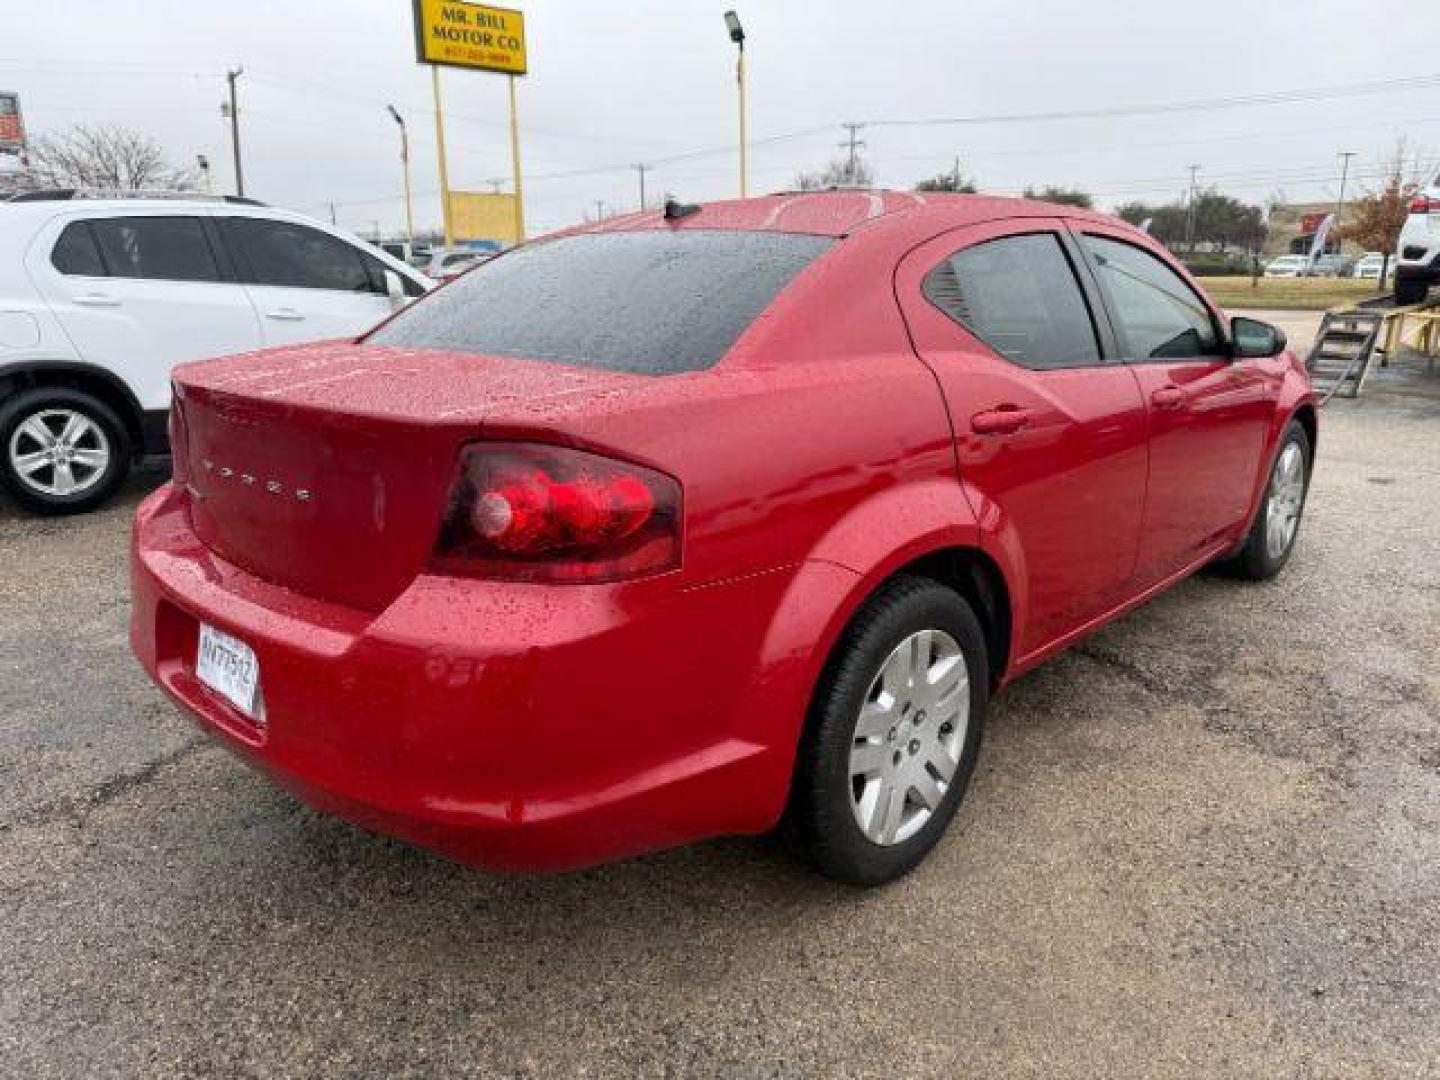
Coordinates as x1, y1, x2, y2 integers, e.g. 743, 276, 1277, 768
839, 122, 866, 184
1333, 150, 1358, 259
1184, 164, 1201, 255
633, 163, 649, 210
593, 199, 606, 221
224, 67, 244, 197
328, 202, 337, 226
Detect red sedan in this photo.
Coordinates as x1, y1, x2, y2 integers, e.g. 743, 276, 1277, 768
130, 192, 1316, 885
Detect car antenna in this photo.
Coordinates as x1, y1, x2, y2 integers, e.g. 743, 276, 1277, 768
663, 197, 700, 221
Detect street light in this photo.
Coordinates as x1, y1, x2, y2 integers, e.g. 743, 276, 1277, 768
724, 10, 747, 198
387, 104, 415, 246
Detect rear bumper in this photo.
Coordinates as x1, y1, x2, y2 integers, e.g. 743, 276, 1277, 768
130, 484, 850, 872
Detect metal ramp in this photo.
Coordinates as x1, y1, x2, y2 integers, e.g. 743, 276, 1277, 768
1306, 310, 1385, 401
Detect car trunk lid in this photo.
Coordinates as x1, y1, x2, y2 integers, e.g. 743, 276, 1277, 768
174, 342, 638, 611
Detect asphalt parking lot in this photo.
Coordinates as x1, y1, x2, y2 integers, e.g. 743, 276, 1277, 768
3, 366, 1439, 1077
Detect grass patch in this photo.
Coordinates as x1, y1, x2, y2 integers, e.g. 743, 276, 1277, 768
1196, 276, 1383, 311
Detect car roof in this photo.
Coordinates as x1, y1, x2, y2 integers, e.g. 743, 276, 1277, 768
566, 189, 1120, 240
0, 196, 254, 218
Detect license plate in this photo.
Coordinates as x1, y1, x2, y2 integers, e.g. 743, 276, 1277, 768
196, 623, 262, 720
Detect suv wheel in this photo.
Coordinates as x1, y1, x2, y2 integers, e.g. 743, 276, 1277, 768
1395, 276, 1429, 306
0, 388, 132, 515
788, 575, 988, 886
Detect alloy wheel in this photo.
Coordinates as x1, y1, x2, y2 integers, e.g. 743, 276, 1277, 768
848, 628, 969, 846
7, 408, 112, 498
1265, 441, 1306, 560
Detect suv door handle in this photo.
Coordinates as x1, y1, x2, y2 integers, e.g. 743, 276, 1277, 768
73, 293, 120, 307
264, 307, 305, 321
1151, 385, 1185, 410
970, 405, 1031, 435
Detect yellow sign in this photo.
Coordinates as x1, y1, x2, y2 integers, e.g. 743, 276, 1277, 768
450, 191, 520, 243
414, 0, 527, 75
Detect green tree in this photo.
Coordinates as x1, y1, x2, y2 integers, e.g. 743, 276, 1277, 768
916, 163, 976, 193
1023, 185, 1093, 209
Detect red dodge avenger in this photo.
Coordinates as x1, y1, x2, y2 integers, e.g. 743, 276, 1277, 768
131, 191, 1316, 884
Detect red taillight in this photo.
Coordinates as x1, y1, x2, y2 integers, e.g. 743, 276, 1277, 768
1410, 195, 1437, 214
430, 443, 681, 583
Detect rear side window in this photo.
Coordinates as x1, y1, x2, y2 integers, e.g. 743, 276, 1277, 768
90, 217, 220, 282
366, 230, 833, 375
923, 232, 1101, 370
1080, 235, 1223, 360
224, 218, 375, 293
51, 222, 106, 276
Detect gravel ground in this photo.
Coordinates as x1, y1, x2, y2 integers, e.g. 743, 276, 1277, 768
2, 376, 1438, 1077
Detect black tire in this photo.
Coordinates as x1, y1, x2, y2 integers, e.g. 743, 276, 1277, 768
1395, 276, 1429, 306
0, 388, 132, 515
788, 575, 989, 886
1221, 420, 1311, 581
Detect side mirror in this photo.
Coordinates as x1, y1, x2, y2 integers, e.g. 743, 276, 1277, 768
383, 269, 407, 311
1231, 316, 1286, 359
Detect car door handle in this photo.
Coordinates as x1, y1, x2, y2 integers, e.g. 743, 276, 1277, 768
1151, 385, 1185, 410
264, 308, 305, 321
970, 405, 1031, 435
72, 293, 120, 307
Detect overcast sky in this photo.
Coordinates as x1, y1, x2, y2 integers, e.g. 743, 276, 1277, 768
3, 0, 1439, 238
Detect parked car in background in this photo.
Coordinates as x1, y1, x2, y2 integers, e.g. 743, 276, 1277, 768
132, 191, 1317, 885
376, 238, 419, 263
1352, 252, 1386, 280
0, 192, 431, 513
414, 247, 493, 282
1265, 254, 1309, 278
1308, 253, 1354, 278
1395, 177, 1440, 305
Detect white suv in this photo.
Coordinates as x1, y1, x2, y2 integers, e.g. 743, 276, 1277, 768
1395, 176, 1440, 305
0, 193, 431, 513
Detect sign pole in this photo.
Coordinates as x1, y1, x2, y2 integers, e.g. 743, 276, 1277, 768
432, 65, 454, 248
508, 74, 525, 242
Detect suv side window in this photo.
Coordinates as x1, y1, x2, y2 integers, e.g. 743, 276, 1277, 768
51, 221, 107, 277
89, 216, 221, 282
1080, 234, 1223, 360
923, 232, 1102, 370
224, 218, 376, 293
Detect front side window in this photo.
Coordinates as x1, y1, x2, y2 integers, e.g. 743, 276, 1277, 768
923, 232, 1102, 370
366, 230, 833, 375
224, 218, 375, 293
1080, 235, 1222, 360
89, 216, 219, 283
51, 221, 106, 277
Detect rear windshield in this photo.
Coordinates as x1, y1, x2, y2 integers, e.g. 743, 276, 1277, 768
366, 230, 833, 375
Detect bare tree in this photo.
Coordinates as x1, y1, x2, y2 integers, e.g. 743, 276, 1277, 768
1337, 142, 1423, 284
23, 124, 197, 192
793, 157, 874, 191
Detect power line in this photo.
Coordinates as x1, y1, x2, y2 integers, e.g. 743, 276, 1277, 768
863, 73, 1440, 130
